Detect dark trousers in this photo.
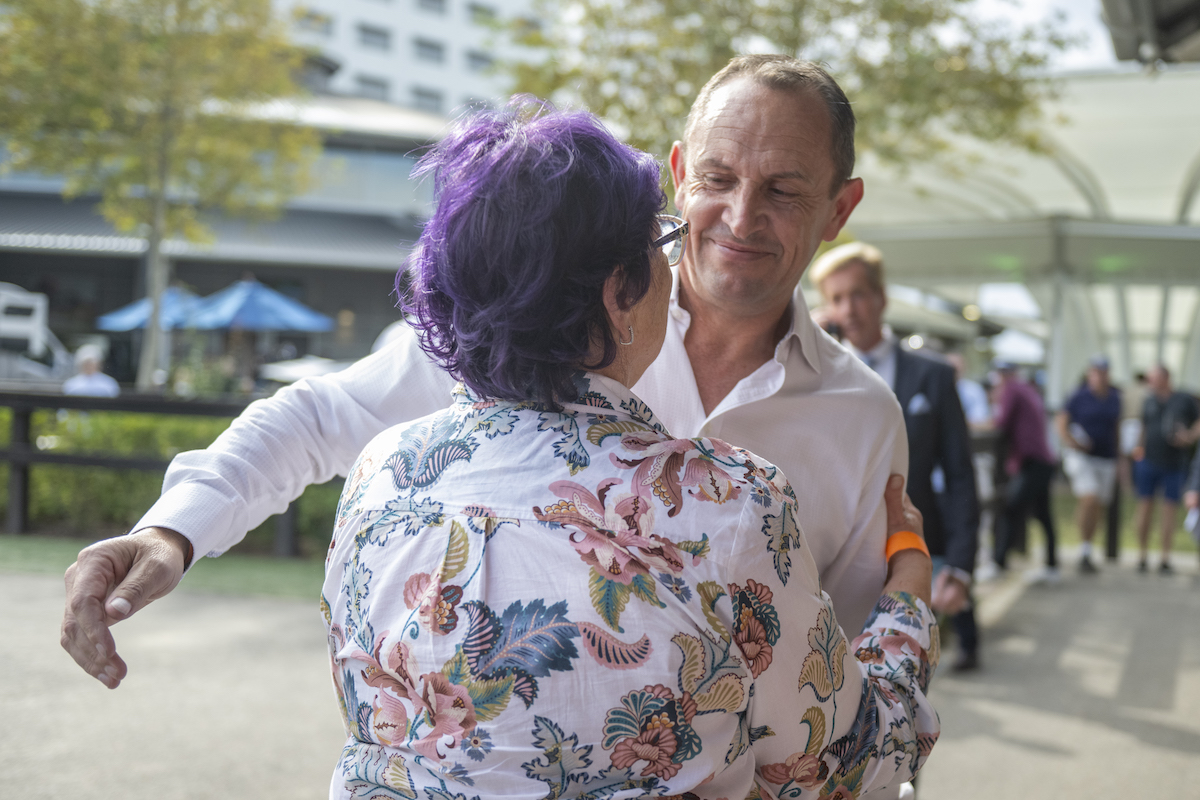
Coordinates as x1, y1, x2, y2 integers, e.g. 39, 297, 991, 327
952, 607, 979, 655
995, 458, 1058, 568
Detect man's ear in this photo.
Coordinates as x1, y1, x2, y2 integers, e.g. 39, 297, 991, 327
668, 141, 687, 211
821, 177, 865, 241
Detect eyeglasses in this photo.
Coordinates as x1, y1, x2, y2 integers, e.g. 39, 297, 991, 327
651, 214, 689, 267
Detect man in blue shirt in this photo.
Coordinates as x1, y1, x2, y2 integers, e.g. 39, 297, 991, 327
1055, 355, 1121, 574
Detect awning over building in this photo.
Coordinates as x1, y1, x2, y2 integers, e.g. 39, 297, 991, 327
0, 193, 419, 272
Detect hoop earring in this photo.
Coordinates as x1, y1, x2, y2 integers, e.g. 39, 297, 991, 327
618, 326, 634, 346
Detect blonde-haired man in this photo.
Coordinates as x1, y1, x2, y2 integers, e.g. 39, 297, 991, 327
814, 242, 982, 670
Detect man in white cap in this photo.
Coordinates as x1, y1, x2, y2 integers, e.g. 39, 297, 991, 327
63, 344, 120, 398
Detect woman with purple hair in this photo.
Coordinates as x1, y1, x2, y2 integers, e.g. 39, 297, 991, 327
322, 98, 939, 799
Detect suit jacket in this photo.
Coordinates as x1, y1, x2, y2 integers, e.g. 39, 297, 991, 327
893, 347, 980, 573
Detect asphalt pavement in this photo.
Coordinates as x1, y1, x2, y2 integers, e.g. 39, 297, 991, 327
4, 549, 1198, 798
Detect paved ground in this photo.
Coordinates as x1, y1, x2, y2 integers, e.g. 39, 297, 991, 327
919, 550, 1200, 799
2, 573, 344, 799
5, 551, 1199, 798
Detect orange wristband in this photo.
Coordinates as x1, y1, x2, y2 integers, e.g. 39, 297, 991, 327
886, 531, 929, 561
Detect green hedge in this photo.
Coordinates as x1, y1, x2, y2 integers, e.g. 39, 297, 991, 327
0, 407, 343, 557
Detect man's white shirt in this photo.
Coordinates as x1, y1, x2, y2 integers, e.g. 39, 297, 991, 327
136, 268, 907, 635
846, 331, 898, 391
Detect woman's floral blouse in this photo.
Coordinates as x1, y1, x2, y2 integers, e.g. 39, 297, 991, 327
322, 373, 940, 800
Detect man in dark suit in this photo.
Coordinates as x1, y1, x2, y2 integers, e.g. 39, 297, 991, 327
812, 242, 981, 670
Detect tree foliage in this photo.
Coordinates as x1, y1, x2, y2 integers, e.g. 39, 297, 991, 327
0, 0, 321, 389
509, 0, 1071, 166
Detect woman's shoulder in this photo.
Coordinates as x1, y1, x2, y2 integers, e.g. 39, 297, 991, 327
605, 430, 796, 519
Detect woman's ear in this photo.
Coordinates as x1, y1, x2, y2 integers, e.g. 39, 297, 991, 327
601, 266, 628, 323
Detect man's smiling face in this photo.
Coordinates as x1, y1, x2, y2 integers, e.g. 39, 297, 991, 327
670, 77, 861, 319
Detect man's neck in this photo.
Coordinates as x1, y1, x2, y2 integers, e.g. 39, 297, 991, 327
678, 286, 792, 417
848, 328, 885, 355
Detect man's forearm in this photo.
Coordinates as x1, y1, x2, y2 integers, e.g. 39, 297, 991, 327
133, 333, 455, 560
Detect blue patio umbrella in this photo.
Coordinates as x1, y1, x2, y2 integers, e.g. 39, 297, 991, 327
187, 279, 335, 332
96, 286, 203, 331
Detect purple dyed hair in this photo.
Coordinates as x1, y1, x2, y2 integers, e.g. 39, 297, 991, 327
399, 97, 665, 406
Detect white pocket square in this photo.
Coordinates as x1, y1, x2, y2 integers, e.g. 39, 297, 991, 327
907, 393, 932, 415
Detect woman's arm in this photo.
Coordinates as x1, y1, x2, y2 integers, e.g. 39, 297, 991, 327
727, 466, 938, 798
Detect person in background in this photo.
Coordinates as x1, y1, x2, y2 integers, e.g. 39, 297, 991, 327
948, 351, 991, 428
1182, 438, 1200, 556
62, 344, 120, 398
1056, 355, 1121, 574
992, 361, 1059, 582
1132, 364, 1198, 574
811, 242, 980, 671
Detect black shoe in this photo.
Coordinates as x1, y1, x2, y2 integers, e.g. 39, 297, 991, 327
1159, 561, 1174, 575
1079, 556, 1098, 575
1138, 559, 1148, 574
951, 652, 980, 672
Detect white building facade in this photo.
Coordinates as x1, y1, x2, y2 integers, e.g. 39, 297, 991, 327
279, 0, 529, 114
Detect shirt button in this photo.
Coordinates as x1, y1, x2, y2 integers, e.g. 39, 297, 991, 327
671, 308, 684, 321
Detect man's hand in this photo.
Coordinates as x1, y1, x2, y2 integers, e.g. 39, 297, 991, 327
931, 570, 970, 615
1185, 490, 1199, 510
61, 527, 190, 689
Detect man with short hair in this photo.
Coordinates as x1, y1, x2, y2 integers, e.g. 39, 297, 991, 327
1133, 364, 1198, 573
64, 57, 905, 687
1056, 355, 1121, 574
811, 242, 981, 670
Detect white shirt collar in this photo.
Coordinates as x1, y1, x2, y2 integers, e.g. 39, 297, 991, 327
667, 267, 822, 375
845, 328, 895, 364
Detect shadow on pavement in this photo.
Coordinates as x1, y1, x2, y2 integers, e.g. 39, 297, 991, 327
920, 558, 1200, 798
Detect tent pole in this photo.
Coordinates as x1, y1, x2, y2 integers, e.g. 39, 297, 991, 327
1047, 275, 1068, 410
1155, 285, 1169, 367
1046, 217, 1069, 410
1115, 283, 1132, 383
1180, 296, 1200, 389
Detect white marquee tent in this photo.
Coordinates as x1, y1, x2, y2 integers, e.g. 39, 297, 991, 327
840, 64, 1200, 405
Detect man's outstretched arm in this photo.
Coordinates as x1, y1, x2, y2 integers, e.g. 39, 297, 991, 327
61, 327, 455, 687
61, 527, 191, 688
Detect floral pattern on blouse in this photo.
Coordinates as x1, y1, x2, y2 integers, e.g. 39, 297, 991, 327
322, 373, 939, 800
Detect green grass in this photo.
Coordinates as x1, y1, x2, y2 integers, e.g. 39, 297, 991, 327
0, 534, 326, 600
1050, 488, 1197, 554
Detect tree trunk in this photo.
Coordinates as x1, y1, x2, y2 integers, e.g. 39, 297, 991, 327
135, 185, 171, 392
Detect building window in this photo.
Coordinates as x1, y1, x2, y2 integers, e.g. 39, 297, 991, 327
418, 0, 447, 13
300, 54, 341, 93
468, 3, 496, 24
356, 75, 390, 101
465, 50, 493, 72
415, 38, 446, 63
412, 86, 444, 113
513, 16, 541, 37
358, 24, 391, 51
295, 9, 333, 36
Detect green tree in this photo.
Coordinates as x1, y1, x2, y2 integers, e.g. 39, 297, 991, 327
0, 0, 321, 390
510, 0, 1070, 167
